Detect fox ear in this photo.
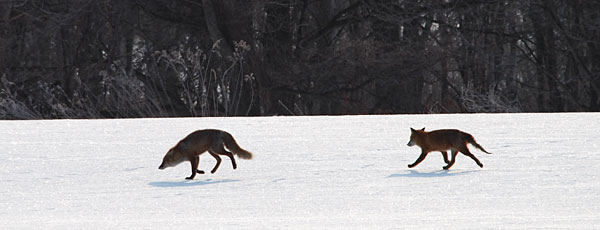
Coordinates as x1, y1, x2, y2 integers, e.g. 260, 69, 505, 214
421, 127, 425, 131
410, 127, 415, 132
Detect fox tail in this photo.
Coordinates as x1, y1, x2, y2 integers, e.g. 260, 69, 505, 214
223, 133, 253, 159
464, 133, 491, 154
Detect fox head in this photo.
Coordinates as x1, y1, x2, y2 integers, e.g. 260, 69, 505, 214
158, 148, 186, 170
407, 127, 425, 147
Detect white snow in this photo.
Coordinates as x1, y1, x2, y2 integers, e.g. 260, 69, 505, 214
1, 113, 599, 229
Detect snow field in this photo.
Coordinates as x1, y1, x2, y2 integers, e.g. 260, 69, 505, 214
1, 113, 599, 229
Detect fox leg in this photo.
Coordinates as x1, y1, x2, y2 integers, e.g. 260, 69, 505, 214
213, 143, 237, 170
440, 151, 450, 164
460, 147, 483, 168
443, 150, 459, 170
208, 151, 222, 174
225, 152, 237, 170
195, 156, 205, 175
186, 156, 200, 180
408, 151, 429, 168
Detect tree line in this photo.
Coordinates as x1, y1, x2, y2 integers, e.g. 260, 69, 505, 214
1, 0, 599, 119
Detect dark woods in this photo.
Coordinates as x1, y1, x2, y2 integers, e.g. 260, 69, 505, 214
1, 0, 599, 119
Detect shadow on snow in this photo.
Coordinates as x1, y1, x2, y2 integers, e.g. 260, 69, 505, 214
148, 179, 239, 187
387, 169, 477, 178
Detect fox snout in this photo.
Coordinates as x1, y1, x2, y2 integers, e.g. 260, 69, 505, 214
158, 163, 166, 170
407, 140, 416, 147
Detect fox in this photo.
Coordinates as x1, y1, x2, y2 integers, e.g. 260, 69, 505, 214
158, 129, 253, 180
406, 127, 491, 170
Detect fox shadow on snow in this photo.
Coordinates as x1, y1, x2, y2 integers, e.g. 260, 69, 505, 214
148, 179, 239, 187
387, 169, 477, 178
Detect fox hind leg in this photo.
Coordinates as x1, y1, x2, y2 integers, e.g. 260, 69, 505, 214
460, 147, 483, 168
443, 149, 459, 170
213, 143, 237, 170
208, 151, 222, 174
441, 151, 450, 164
223, 151, 236, 170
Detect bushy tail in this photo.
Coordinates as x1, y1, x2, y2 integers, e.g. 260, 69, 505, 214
223, 133, 253, 159
464, 133, 491, 154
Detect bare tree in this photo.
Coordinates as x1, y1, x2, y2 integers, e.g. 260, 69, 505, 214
1, 0, 599, 119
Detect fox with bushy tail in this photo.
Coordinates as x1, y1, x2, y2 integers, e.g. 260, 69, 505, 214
407, 128, 491, 170
159, 129, 253, 180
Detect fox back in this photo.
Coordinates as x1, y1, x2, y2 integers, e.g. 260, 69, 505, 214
407, 127, 490, 169
408, 128, 489, 154
158, 129, 252, 172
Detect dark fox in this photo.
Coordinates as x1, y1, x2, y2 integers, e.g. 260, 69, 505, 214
159, 129, 252, 180
407, 128, 491, 170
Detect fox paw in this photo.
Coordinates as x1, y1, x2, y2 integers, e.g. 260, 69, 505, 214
185, 176, 194, 180
407, 164, 415, 168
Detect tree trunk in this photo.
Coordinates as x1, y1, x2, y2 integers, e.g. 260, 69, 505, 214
202, 0, 234, 59
530, 1, 562, 112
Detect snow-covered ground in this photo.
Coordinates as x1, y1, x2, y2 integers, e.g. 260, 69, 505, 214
1, 113, 599, 229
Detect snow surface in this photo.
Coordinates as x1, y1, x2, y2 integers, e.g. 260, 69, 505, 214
1, 113, 599, 229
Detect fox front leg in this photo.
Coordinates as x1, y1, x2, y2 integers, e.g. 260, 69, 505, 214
196, 155, 206, 175
408, 151, 429, 168
186, 156, 203, 180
